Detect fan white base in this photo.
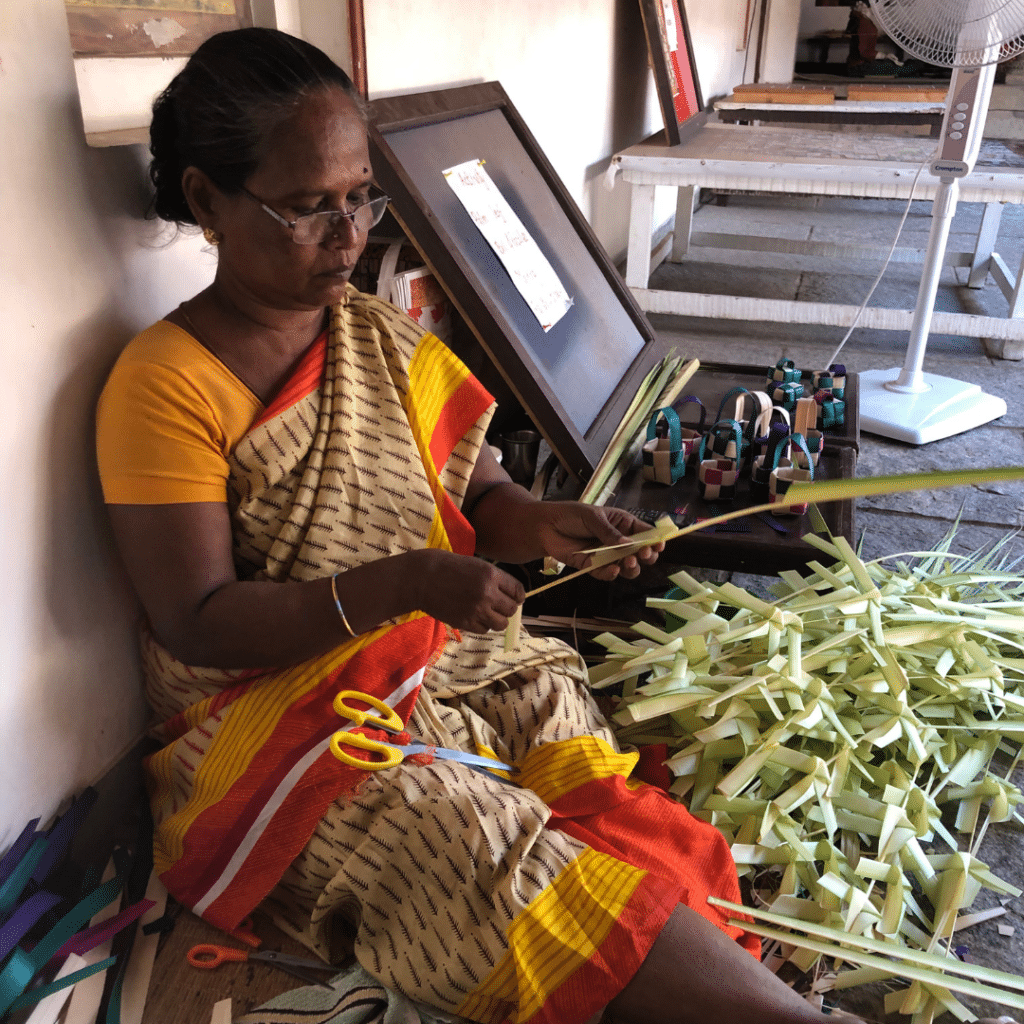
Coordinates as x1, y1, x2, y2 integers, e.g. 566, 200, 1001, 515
858, 368, 1007, 444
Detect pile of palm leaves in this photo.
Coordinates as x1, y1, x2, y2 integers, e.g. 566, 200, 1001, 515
591, 526, 1024, 1024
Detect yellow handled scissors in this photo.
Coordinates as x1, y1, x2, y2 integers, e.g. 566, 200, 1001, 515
329, 690, 406, 769
330, 690, 517, 777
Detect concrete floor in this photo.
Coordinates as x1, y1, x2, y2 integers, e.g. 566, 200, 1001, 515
641, 187, 1024, 1023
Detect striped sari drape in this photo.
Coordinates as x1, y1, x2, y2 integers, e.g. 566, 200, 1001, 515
143, 291, 494, 931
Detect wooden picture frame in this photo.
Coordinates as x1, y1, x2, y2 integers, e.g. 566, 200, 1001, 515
64, 1, 253, 58
368, 82, 667, 484
638, 0, 704, 145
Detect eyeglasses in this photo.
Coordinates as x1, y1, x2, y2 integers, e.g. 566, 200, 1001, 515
240, 185, 390, 244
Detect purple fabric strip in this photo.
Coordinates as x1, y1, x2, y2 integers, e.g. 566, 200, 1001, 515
0, 821, 40, 888
53, 898, 155, 961
756, 511, 791, 535
0, 890, 63, 962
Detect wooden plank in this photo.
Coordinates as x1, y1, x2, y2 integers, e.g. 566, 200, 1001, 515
729, 84, 835, 105
85, 126, 149, 148
65, 3, 252, 57
687, 230, 972, 267
848, 84, 949, 102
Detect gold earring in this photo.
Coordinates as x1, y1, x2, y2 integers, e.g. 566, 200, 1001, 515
203, 227, 221, 246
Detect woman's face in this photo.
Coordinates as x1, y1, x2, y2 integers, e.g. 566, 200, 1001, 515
212, 86, 373, 312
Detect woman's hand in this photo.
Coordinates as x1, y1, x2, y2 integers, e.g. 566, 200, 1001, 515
530, 503, 664, 580
412, 550, 525, 633
465, 444, 664, 577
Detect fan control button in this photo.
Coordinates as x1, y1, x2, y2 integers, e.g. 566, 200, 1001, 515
949, 131, 964, 140
956, 103, 970, 111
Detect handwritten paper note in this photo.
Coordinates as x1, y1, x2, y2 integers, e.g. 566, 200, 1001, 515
443, 158, 572, 332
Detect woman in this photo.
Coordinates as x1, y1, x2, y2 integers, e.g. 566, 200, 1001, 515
97, 28, 863, 1024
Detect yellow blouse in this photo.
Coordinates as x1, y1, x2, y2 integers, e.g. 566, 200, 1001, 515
96, 320, 262, 504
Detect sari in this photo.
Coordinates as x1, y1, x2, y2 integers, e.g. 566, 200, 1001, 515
141, 288, 756, 1024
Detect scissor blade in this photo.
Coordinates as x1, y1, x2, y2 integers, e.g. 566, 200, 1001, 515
394, 743, 517, 773
252, 950, 331, 970
251, 951, 333, 989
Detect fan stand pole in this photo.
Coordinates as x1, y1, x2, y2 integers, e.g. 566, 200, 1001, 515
888, 177, 959, 395
858, 71, 1007, 445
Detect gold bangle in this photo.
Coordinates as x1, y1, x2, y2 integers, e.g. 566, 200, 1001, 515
330, 574, 357, 638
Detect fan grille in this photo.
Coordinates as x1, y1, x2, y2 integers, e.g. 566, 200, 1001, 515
868, 0, 1024, 66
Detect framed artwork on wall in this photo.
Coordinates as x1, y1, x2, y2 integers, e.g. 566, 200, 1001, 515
638, 0, 703, 145
64, 1, 254, 58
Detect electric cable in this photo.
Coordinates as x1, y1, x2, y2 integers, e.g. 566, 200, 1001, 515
824, 155, 931, 368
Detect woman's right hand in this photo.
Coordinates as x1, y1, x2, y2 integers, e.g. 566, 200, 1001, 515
412, 550, 525, 634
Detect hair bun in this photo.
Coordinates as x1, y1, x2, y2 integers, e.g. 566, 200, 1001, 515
149, 82, 196, 225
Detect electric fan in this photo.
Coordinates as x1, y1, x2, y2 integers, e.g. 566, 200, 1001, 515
855, 0, 1024, 444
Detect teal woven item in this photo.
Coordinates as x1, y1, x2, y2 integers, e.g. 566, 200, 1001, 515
702, 418, 744, 464
768, 358, 801, 385
766, 380, 803, 412
714, 387, 762, 468
818, 394, 846, 429
641, 406, 686, 485
793, 428, 824, 468
769, 432, 814, 516
812, 363, 846, 391
751, 421, 791, 498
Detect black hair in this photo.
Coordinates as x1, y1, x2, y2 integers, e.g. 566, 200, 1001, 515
149, 28, 364, 225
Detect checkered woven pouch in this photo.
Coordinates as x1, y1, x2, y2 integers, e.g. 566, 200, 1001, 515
751, 420, 792, 499
697, 422, 742, 501
812, 363, 846, 395
713, 387, 767, 471
767, 357, 801, 386
703, 417, 744, 464
792, 428, 824, 469
815, 391, 846, 429
676, 394, 707, 462
642, 407, 686, 485
769, 433, 814, 516
766, 379, 803, 413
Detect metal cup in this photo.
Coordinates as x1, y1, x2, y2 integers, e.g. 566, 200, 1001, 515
500, 429, 541, 486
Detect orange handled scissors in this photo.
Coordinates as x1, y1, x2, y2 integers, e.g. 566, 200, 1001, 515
187, 944, 333, 987
330, 690, 517, 777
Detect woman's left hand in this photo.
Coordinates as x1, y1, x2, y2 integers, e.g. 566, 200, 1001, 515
531, 503, 664, 580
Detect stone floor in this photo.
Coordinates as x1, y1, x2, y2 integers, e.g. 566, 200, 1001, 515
639, 186, 1024, 1023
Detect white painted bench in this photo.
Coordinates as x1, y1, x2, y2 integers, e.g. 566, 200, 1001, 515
611, 122, 1024, 359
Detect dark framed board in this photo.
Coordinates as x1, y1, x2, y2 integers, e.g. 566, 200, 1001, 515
368, 82, 668, 484
638, 0, 704, 145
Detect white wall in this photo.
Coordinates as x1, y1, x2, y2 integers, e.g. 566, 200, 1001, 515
364, 0, 664, 263
761, 0, 801, 83
0, 0, 216, 843
686, 0, 761, 102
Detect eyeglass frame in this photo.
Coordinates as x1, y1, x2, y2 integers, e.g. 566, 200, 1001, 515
239, 185, 390, 244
